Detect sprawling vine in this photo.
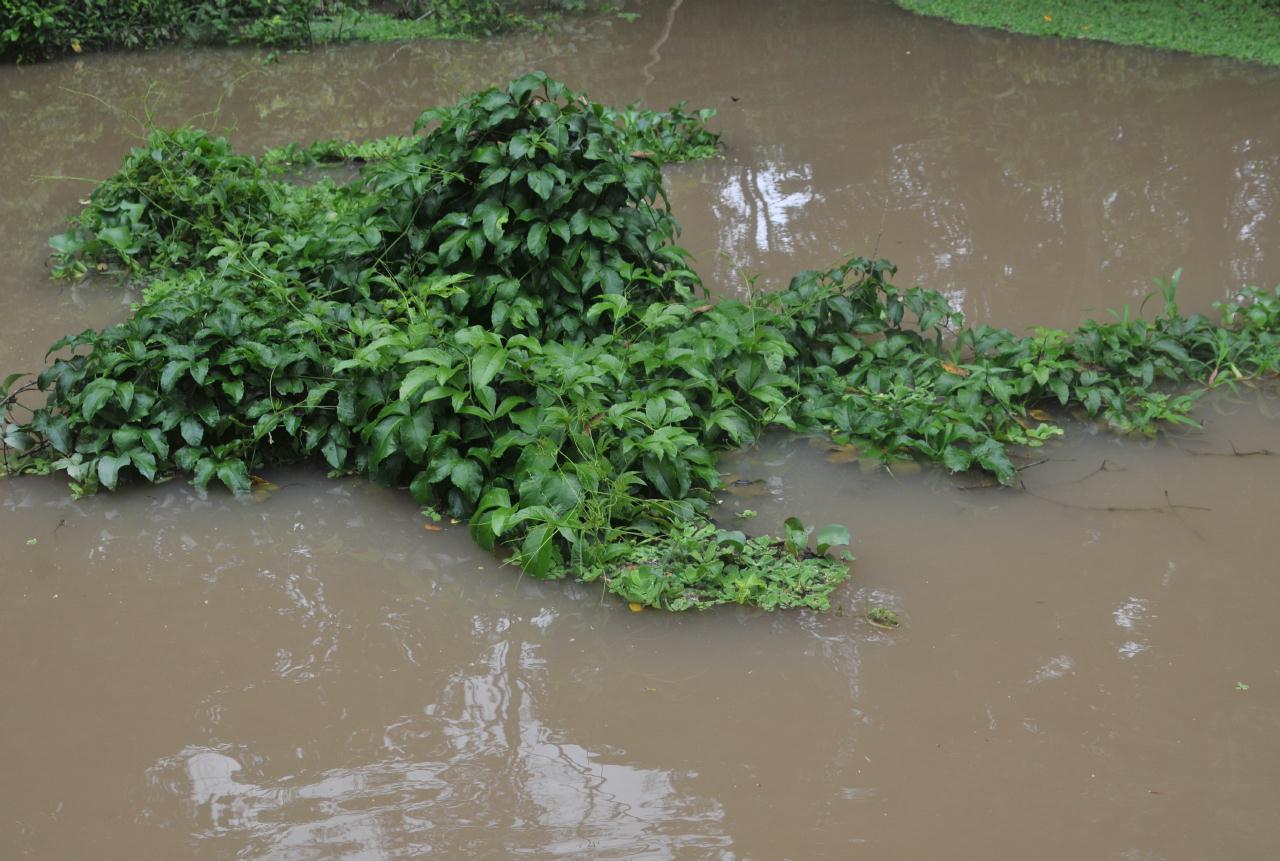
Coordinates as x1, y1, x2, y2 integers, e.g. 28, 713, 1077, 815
4, 73, 1279, 610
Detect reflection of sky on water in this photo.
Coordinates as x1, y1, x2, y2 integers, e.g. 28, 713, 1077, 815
147, 621, 729, 859
1030, 655, 1075, 685
1229, 140, 1277, 287
678, 33, 1280, 329
698, 107, 1280, 321
1113, 596, 1152, 661
7, 479, 730, 855
712, 154, 822, 259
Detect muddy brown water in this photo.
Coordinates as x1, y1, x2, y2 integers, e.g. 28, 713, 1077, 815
3, 1, 1280, 858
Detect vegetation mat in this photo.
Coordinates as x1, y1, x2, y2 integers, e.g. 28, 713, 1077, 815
4, 74, 1279, 610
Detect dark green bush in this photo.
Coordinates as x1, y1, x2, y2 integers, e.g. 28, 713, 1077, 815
389, 0, 595, 38
1, 0, 607, 62
8, 75, 857, 611
0, 0, 317, 61
5, 74, 1280, 612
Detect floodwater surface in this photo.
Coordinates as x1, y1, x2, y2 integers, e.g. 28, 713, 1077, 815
2, 1, 1279, 858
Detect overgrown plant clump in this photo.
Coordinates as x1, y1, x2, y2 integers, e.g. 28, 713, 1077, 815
5, 73, 1280, 612
4, 74, 854, 611
375, 0, 600, 40
0, 0, 321, 62
1, 0, 623, 63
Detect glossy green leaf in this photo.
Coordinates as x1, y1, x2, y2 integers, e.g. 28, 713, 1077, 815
470, 346, 507, 391
215, 460, 251, 494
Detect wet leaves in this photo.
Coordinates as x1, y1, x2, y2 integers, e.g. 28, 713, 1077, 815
8, 73, 1280, 614
583, 519, 851, 611
6, 0, 321, 63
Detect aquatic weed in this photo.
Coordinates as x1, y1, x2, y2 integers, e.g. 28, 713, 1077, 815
5, 73, 1280, 612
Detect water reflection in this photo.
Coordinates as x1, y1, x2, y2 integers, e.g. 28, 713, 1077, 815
712, 154, 823, 261
668, 1, 1280, 323
1, 0, 1276, 357
5, 3, 1280, 858
5, 394, 1280, 857
1113, 597, 1152, 661
147, 614, 729, 859
2, 474, 724, 857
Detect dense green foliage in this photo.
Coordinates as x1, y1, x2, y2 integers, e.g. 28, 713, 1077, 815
895, 0, 1280, 66
308, 1, 608, 46
4, 74, 857, 611
1, 0, 604, 62
4, 74, 1280, 611
1, 0, 320, 61
374, 0, 592, 38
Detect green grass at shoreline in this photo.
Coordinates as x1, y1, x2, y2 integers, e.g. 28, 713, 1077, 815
894, 0, 1280, 66
308, 10, 453, 46
1, 2, 599, 64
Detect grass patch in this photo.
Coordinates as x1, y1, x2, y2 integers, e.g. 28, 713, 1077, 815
308, 2, 598, 45
894, 0, 1280, 66
309, 9, 455, 44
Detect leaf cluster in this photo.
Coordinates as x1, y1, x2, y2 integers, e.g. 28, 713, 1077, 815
7, 73, 1280, 613
387, 0, 590, 39
0, 0, 320, 62
2, 0, 625, 63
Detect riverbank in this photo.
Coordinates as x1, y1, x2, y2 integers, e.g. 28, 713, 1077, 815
894, 0, 1280, 66
0, 1, 585, 63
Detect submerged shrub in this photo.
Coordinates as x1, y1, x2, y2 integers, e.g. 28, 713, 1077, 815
5, 73, 1280, 611
6, 73, 859, 611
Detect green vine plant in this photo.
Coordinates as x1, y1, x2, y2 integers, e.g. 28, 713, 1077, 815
4, 73, 1280, 611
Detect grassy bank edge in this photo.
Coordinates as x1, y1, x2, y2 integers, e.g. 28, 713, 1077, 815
309, 4, 618, 49
3, 2, 625, 64
892, 0, 1280, 66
